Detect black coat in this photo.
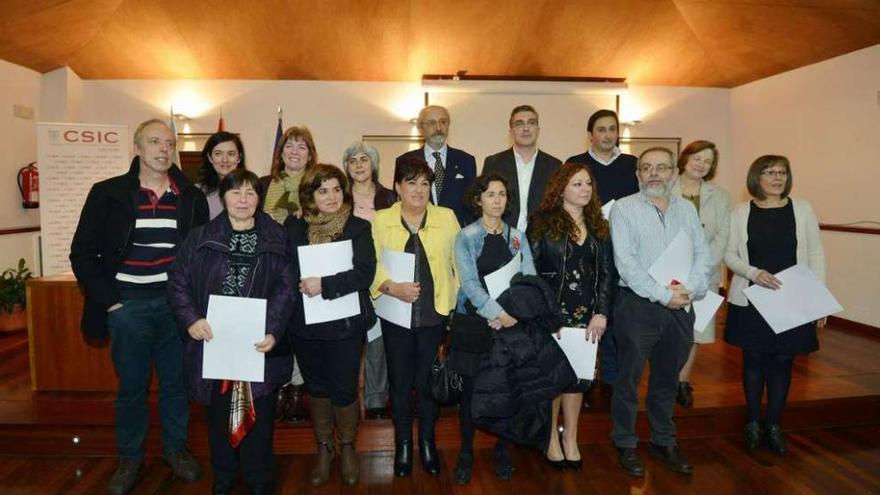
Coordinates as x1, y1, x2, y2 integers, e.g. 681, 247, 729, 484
528, 229, 617, 319
166, 211, 295, 403
69, 157, 209, 339
471, 274, 577, 450
482, 148, 561, 227
285, 214, 377, 340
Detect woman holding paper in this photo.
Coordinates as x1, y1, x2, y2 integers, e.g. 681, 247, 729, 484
671, 140, 730, 408
451, 173, 536, 484
196, 131, 247, 219
285, 163, 376, 486
528, 162, 615, 470
371, 156, 460, 478
343, 141, 397, 421
167, 169, 293, 495
724, 155, 825, 455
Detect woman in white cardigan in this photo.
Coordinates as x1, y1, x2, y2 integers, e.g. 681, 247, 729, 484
724, 155, 825, 456
671, 140, 730, 409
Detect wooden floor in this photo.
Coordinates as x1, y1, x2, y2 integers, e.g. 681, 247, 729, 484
0, 315, 879, 493
1, 424, 879, 494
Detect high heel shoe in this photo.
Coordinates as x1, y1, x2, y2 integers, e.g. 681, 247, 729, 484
562, 433, 582, 471
545, 429, 566, 470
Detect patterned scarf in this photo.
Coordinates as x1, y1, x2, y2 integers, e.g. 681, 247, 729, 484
305, 203, 352, 244
264, 170, 304, 223
222, 380, 255, 447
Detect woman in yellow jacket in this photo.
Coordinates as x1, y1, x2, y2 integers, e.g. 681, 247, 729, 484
371, 156, 460, 478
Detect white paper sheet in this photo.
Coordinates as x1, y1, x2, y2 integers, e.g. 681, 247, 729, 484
203, 295, 266, 382
375, 250, 416, 329
649, 229, 694, 287
556, 327, 599, 381
692, 290, 724, 333
366, 318, 382, 343
743, 265, 843, 334
601, 199, 616, 220
484, 254, 521, 300
297, 240, 360, 324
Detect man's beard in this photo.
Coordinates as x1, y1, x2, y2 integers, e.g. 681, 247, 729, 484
640, 181, 669, 198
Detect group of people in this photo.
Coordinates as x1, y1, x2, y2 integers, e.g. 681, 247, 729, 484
69, 104, 826, 495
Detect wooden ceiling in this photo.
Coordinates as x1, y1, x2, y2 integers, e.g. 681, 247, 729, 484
1, 0, 879, 87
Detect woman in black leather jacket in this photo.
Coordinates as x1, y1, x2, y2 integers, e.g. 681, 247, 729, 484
527, 162, 616, 471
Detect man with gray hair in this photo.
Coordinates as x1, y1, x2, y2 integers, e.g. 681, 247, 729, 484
70, 118, 208, 494
395, 105, 476, 226
608, 147, 712, 478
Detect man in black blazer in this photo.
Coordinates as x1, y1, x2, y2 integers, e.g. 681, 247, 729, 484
395, 105, 476, 226
483, 105, 561, 231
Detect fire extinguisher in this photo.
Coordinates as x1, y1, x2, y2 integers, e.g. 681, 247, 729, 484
17, 162, 39, 209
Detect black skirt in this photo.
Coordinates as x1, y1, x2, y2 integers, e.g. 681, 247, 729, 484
724, 302, 818, 355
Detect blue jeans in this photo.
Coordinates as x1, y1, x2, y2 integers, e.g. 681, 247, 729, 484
107, 296, 189, 461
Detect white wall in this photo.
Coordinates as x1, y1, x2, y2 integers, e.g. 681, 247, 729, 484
731, 45, 880, 326
0, 59, 41, 275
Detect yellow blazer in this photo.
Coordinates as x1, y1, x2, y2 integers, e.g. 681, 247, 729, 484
371, 202, 460, 317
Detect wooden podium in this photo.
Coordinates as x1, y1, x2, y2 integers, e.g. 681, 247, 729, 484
27, 274, 118, 391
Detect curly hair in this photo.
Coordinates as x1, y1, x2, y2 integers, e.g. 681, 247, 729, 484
529, 162, 609, 242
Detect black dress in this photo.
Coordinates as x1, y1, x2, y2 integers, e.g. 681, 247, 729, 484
450, 232, 512, 376
724, 201, 818, 354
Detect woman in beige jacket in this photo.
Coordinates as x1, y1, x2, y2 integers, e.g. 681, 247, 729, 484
724, 155, 825, 456
671, 140, 730, 408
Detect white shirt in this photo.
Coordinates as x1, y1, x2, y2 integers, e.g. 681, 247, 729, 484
588, 146, 622, 166
423, 144, 448, 203
513, 147, 537, 231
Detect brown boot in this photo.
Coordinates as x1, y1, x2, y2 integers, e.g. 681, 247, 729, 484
309, 398, 335, 486
335, 402, 360, 486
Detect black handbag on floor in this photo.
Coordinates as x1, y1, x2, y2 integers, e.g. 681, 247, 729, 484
430, 343, 463, 405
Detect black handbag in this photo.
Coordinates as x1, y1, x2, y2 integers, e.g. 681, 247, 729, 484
429, 343, 463, 405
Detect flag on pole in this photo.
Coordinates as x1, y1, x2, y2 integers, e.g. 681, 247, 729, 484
169, 105, 181, 166
272, 106, 283, 166
218, 108, 225, 132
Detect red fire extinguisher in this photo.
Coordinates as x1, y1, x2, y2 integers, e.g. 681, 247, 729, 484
17, 162, 39, 209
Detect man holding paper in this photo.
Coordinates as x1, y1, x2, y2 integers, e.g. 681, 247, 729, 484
286, 164, 377, 487
608, 147, 712, 477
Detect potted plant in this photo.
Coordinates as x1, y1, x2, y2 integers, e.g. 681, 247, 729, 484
0, 258, 32, 332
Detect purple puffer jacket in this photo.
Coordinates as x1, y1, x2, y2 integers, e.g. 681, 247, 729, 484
167, 211, 296, 404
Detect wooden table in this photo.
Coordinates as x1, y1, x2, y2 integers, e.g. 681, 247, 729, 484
26, 274, 119, 391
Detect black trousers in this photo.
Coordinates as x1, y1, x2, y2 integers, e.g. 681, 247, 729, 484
206, 383, 277, 489
293, 335, 363, 407
611, 289, 693, 448
381, 319, 446, 442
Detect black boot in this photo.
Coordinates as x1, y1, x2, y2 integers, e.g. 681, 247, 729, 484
393, 440, 413, 477
676, 381, 694, 408
744, 421, 762, 451
453, 450, 473, 485
419, 438, 440, 476
766, 423, 788, 455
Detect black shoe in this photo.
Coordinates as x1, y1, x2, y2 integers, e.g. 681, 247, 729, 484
163, 450, 201, 482
494, 442, 513, 480
545, 454, 567, 471
393, 440, 413, 477
676, 381, 694, 408
562, 436, 582, 471
419, 438, 440, 476
107, 459, 143, 495
366, 407, 387, 420
617, 448, 645, 478
744, 421, 762, 451
211, 480, 232, 495
454, 451, 473, 485
765, 423, 788, 455
648, 443, 692, 474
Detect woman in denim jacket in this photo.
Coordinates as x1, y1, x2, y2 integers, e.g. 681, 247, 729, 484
451, 173, 535, 484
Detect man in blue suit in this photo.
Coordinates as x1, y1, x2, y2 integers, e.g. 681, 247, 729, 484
395, 105, 476, 226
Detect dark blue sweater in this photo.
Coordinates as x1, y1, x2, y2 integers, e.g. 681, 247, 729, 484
566, 151, 639, 204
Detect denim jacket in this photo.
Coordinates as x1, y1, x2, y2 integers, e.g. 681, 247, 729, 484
454, 219, 536, 319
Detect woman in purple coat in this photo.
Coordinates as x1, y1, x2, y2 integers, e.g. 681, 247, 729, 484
167, 169, 294, 495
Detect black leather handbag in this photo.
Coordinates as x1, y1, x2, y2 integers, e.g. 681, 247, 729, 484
429, 343, 463, 405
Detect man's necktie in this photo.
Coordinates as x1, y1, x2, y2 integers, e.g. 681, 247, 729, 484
432, 151, 446, 200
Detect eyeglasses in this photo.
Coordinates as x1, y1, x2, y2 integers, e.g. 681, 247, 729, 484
761, 169, 789, 178
638, 163, 673, 174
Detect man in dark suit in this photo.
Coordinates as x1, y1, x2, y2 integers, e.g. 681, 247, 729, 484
483, 105, 561, 231
395, 105, 476, 226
